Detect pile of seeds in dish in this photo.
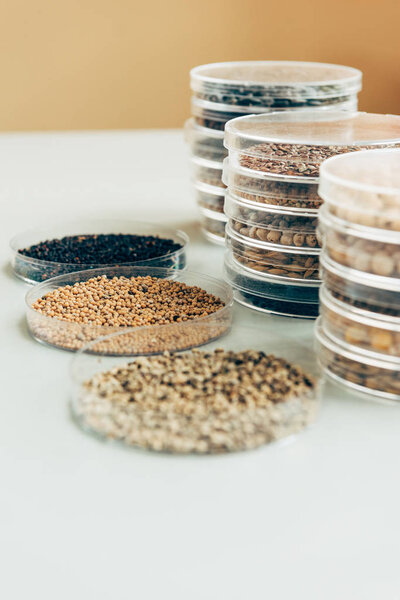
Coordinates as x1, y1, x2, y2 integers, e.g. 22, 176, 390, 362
20, 233, 182, 264
32, 275, 224, 326
239, 143, 400, 178
76, 349, 318, 453
28, 275, 229, 353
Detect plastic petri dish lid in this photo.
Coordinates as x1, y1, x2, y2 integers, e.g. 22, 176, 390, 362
319, 148, 400, 230
319, 284, 400, 360
191, 156, 225, 189
224, 249, 320, 304
225, 193, 319, 249
11, 219, 188, 285
25, 265, 233, 354
226, 223, 321, 281
315, 317, 400, 403
191, 61, 362, 99
70, 324, 320, 453
199, 207, 227, 245
320, 253, 400, 313
318, 206, 400, 279
224, 111, 400, 180
194, 182, 225, 213
222, 158, 321, 212
184, 118, 227, 162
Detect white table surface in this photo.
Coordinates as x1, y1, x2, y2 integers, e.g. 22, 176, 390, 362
1, 130, 399, 600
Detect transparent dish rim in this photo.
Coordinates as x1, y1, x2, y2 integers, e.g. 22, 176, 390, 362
320, 253, 400, 293
319, 204, 400, 243
25, 265, 234, 336
315, 317, 400, 370
11, 219, 189, 270
224, 111, 400, 149
190, 61, 362, 92
226, 223, 321, 255
319, 148, 400, 197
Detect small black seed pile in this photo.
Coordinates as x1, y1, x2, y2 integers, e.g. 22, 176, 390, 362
19, 233, 182, 264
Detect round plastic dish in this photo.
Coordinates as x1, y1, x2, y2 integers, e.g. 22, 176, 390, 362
225, 111, 400, 180
319, 148, 400, 231
11, 219, 188, 285
224, 252, 319, 318
225, 193, 319, 249
70, 325, 320, 453
194, 182, 225, 213
320, 254, 400, 316
191, 97, 251, 131
191, 61, 362, 107
315, 318, 400, 403
25, 266, 233, 354
226, 225, 320, 281
199, 207, 227, 245
184, 118, 227, 162
222, 159, 321, 211
318, 205, 400, 279
319, 284, 400, 360
191, 156, 225, 189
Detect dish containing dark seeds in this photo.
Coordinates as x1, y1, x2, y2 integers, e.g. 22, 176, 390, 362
11, 219, 188, 283
72, 347, 319, 453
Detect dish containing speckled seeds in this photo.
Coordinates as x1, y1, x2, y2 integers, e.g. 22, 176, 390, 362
225, 193, 319, 249
225, 111, 400, 179
26, 266, 233, 354
71, 332, 319, 453
226, 225, 320, 281
191, 157, 225, 189
11, 219, 188, 284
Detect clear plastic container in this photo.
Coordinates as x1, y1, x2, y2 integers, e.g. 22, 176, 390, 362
225, 193, 319, 249
224, 250, 320, 310
199, 207, 227, 244
184, 118, 227, 162
191, 97, 251, 130
320, 253, 400, 316
222, 159, 321, 211
318, 206, 400, 279
11, 219, 188, 285
191, 61, 361, 108
226, 225, 320, 281
26, 265, 233, 354
319, 284, 400, 359
194, 182, 225, 213
315, 318, 400, 402
191, 156, 225, 189
319, 148, 400, 230
225, 111, 400, 179
70, 325, 320, 453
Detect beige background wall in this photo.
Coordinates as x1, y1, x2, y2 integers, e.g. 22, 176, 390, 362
0, 0, 399, 131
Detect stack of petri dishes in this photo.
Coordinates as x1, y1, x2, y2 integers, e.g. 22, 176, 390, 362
316, 148, 400, 402
223, 111, 400, 319
185, 61, 362, 244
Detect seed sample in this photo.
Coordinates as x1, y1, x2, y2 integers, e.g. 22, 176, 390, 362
316, 322, 400, 401
75, 349, 318, 453
320, 286, 400, 359
28, 273, 231, 353
20, 233, 182, 265
238, 143, 399, 178
12, 224, 187, 283
227, 228, 320, 280
234, 289, 319, 319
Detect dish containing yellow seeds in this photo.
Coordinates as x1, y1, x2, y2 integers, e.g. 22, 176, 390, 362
26, 266, 233, 354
